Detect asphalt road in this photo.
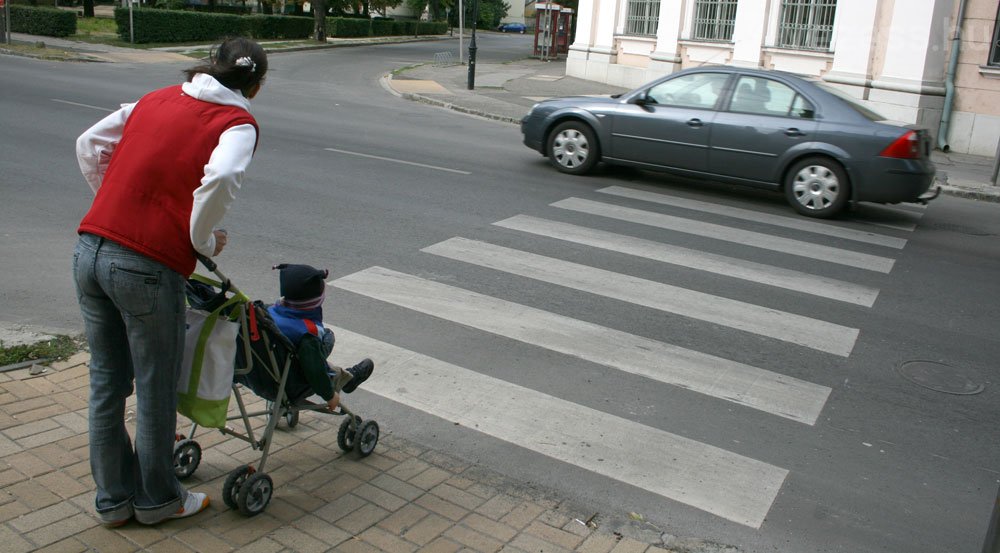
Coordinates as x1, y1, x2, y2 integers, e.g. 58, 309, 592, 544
2, 34, 999, 552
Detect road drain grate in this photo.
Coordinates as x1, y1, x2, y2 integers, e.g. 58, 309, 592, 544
897, 360, 985, 395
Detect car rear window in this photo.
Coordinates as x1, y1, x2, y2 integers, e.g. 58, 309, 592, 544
813, 81, 888, 121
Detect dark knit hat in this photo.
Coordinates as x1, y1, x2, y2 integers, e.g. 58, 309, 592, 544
273, 264, 329, 303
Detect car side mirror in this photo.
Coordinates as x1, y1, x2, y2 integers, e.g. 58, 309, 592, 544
629, 92, 650, 106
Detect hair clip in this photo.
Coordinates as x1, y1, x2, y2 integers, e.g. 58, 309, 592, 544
235, 56, 256, 72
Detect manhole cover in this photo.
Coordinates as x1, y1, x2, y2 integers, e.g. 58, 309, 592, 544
897, 360, 985, 395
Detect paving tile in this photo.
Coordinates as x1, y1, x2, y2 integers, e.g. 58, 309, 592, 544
419, 451, 469, 473
15, 404, 69, 425
52, 412, 89, 434
577, 533, 619, 553
500, 501, 546, 530
262, 496, 306, 522
174, 527, 235, 552
509, 532, 572, 553
291, 513, 352, 546
270, 524, 330, 553
473, 494, 518, 521
408, 467, 451, 491
9, 500, 82, 533
26, 512, 95, 547
6, 478, 62, 509
33, 537, 89, 553
418, 536, 463, 553
524, 521, 585, 550
561, 518, 593, 538
386, 458, 431, 481
18, 426, 76, 449
228, 536, 283, 553
443, 523, 505, 552
610, 537, 651, 553
335, 502, 391, 535
377, 502, 429, 534
0, 433, 23, 458
312, 473, 364, 503
359, 526, 419, 553
28, 443, 82, 469
353, 482, 408, 512
0, 468, 29, 487
76, 526, 143, 553
144, 538, 195, 552
314, 492, 368, 523
334, 536, 383, 553
2, 418, 59, 440
2, 450, 55, 478
0, 522, 37, 553
430, 483, 485, 511
219, 513, 283, 546
415, 493, 469, 522
399, 512, 453, 546
371, 473, 424, 502
460, 513, 518, 542
0, 499, 32, 523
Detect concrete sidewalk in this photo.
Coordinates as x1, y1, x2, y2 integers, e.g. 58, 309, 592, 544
384, 58, 1000, 204
0, 354, 687, 553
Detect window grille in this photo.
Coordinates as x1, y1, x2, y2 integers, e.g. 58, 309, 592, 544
990, 3, 1000, 66
624, 0, 661, 37
777, 0, 837, 51
692, 0, 738, 42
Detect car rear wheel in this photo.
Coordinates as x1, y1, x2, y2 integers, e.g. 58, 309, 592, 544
547, 121, 599, 175
784, 157, 850, 218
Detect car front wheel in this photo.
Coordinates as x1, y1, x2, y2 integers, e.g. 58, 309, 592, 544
784, 156, 850, 218
547, 121, 599, 175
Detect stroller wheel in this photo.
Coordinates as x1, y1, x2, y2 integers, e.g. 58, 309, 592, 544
223, 465, 254, 510
173, 439, 201, 480
337, 416, 362, 452
285, 409, 299, 428
238, 472, 273, 516
355, 420, 380, 458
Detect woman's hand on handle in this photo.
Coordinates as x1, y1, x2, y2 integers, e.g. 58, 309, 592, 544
212, 229, 228, 256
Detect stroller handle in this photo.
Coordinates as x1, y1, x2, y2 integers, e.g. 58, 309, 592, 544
196, 253, 218, 273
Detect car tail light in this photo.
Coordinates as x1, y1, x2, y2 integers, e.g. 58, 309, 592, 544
879, 130, 921, 159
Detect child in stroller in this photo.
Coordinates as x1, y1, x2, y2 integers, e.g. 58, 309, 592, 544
264, 263, 374, 411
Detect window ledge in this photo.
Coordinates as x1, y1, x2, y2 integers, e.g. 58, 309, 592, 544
678, 39, 733, 49
762, 46, 834, 58
615, 35, 658, 43
978, 65, 1000, 79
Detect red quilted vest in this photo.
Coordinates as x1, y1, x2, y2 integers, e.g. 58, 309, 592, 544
78, 84, 258, 276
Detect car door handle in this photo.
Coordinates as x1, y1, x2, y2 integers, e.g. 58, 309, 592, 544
785, 128, 805, 137
687, 118, 703, 128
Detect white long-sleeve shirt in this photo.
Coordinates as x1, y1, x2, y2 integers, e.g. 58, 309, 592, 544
76, 73, 257, 258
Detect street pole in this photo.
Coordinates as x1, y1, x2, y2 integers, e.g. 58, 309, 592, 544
991, 135, 999, 186
128, 0, 134, 44
1, 0, 10, 45
466, 0, 478, 89
458, 0, 463, 64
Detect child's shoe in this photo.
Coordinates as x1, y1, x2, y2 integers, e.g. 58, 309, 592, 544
341, 358, 374, 393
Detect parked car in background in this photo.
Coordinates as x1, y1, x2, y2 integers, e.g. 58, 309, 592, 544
497, 22, 527, 33
521, 67, 939, 218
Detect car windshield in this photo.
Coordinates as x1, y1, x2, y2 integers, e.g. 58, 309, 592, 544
812, 81, 888, 121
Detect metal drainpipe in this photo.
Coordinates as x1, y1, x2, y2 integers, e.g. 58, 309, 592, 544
938, 0, 969, 152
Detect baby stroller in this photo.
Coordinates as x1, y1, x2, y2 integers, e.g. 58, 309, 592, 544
172, 255, 381, 517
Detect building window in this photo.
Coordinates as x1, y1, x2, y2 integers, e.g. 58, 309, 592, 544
991, 3, 1000, 66
777, 0, 837, 51
692, 0, 738, 42
625, 0, 661, 37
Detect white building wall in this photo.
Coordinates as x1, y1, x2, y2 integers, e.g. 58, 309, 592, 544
565, 0, 994, 155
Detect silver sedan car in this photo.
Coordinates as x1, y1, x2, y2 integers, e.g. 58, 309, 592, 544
521, 67, 938, 218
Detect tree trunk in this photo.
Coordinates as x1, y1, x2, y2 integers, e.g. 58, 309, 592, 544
83, 0, 94, 18
312, 0, 327, 41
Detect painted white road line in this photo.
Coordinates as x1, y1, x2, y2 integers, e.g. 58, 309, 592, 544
553, 198, 896, 273
494, 215, 880, 307
423, 238, 859, 357
51, 99, 114, 112
326, 325, 789, 528
331, 267, 832, 424
324, 148, 471, 175
597, 186, 910, 248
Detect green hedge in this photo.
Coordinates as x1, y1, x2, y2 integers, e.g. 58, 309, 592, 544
324, 17, 448, 38
114, 7, 312, 43
9, 5, 76, 37
327, 16, 369, 37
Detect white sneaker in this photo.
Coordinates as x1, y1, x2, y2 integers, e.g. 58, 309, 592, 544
169, 491, 210, 519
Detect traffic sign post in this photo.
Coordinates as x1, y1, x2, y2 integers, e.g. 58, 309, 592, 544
1, 0, 10, 45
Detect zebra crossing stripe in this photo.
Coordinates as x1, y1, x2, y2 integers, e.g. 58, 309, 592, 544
597, 186, 909, 248
422, 238, 859, 357
326, 325, 789, 529
494, 215, 881, 307
330, 267, 832, 424
553, 198, 896, 273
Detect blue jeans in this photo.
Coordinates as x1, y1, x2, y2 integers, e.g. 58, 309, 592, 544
73, 233, 187, 524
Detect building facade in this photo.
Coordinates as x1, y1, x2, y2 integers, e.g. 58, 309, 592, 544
566, 0, 1000, 156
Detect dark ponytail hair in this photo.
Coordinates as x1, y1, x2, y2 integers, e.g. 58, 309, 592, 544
183, 37, 268, 98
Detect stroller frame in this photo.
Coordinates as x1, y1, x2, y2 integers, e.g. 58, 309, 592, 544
173, 256, 380, 517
